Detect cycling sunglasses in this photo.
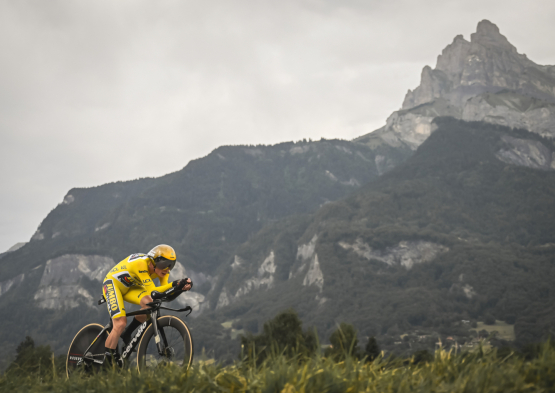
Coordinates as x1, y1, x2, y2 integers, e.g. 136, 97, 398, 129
154, 257, 176, 271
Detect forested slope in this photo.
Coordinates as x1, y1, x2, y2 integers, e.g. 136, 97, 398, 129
193, 118, 555, 359
0, 137, 409, 367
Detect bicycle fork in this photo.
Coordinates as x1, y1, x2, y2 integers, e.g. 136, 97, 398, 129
151, 312, 172, 357
150, 317, 161, 353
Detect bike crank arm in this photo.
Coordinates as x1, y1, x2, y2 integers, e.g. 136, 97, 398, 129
77, 322, 112, 366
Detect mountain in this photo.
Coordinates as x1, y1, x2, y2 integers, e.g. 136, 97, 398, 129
356, 20, 555, 151
196, 118, 555, 358
2, 20, 554, 364
0, 242, 26, 261
0, 138, 409, 364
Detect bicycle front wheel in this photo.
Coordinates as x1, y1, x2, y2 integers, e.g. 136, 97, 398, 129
136, 315, 193, 372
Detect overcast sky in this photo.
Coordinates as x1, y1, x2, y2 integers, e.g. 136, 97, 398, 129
1, 0, 554, 252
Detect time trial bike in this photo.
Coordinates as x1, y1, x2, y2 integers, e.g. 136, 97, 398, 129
66, 287, 193, 376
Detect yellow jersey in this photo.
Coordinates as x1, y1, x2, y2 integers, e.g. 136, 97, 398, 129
102, 253, 174, 318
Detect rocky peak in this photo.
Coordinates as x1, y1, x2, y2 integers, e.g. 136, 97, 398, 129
357, 20, 555, 153
434, 35, 471, 78
402, 20, 552, 110
471, 20, 515, 51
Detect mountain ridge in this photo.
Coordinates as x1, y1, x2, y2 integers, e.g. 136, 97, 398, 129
356, 20, 555, 152
0, 136, 412, 365
199, 118, 555, 358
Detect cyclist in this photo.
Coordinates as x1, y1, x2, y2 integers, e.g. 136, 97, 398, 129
102, 244, 192, 365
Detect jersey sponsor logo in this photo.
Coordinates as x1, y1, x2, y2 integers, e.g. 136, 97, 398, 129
110, 266, 119, 273
113, 271, 138, 287
143, 279, 152, 284
128, 253, 145, 262
103, 279, 121, 318
139, 270, 148, 273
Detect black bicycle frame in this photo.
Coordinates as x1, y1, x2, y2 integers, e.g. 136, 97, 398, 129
119, 307, 158, 359
79, 298, 191, 366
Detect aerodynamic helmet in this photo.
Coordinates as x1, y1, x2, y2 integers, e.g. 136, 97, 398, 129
147, 244, 177, 271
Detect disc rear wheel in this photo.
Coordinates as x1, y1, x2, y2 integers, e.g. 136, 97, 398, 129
66, 323, 108, 377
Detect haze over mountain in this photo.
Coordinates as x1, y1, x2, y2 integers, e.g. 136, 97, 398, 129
1, 20, 554, 363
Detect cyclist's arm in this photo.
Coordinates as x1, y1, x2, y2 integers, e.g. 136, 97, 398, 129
159, 272, 169, 286
129, 261, 174, 293
142, 276, 173, 293
157, 274, 191, 292
135, 262, 191, 294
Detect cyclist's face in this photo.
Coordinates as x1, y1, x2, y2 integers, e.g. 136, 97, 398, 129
155, 267, 170, 277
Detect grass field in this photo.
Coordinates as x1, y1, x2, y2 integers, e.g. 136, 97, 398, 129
473, 320, 516, 341
2, 342, 555, 393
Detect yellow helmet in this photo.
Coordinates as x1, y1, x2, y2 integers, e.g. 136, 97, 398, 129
147, 244, 177, 270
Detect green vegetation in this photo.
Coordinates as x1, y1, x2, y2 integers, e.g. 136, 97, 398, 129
241, 310, 317, 364
2, 313, 553, 392
473, 320, 516, 341
325, 322, 361, 361
239, 310, 381, 366
365, 336, 380, 362
212, 118, 555, 350
0, 138, 410, 365
3, 139, 402, 278
4, 336, 64, 378
3, 338, 555, 392
2, 117, 555, 364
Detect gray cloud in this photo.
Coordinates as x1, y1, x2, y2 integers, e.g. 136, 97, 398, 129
1, 0, 554, 251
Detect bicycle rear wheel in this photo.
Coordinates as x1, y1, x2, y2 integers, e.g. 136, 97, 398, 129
66, 323, 108, 377
136, 315, 193, 372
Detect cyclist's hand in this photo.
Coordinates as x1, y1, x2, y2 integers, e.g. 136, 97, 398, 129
174, 278, 192, 291
182, 278, 192, 291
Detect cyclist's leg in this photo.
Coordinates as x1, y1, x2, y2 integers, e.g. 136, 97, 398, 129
106, 317, 127, 349
119, 288, 149, 344
124, 288, 152, 324
138, 294, 154, 322
102, 279, 127, 350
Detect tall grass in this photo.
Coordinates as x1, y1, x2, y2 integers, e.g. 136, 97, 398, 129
2, 343, 555, 392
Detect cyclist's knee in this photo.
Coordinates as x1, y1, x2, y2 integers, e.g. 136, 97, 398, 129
140, 295, 153, 308
112, 316, 127, 333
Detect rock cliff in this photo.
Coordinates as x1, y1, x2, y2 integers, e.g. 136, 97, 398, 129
356, 20, 555, 153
